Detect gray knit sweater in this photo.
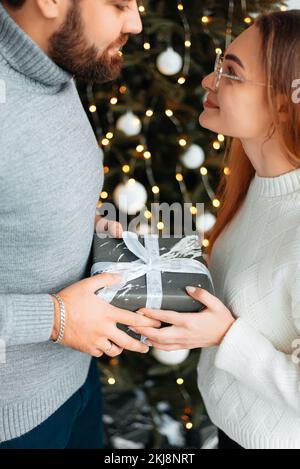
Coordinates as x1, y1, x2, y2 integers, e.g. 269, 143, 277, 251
0, 4, 103, 442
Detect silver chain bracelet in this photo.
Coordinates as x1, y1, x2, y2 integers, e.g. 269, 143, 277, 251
51, 294, 66, 344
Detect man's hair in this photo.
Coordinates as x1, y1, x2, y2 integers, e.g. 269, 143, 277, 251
1, 0, 26, 7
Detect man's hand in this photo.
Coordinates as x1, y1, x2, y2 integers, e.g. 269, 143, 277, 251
50, 273, 161, 358
94, 215, 123, 238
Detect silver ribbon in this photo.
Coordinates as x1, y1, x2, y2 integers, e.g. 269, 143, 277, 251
91, 231, 213, 309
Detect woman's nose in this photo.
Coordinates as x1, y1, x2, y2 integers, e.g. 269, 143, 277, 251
201, 72, 216, 92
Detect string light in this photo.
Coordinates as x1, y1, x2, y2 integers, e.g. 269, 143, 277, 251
101, 138, 110, 146
244, 16, 252, 24
144, 210, 152, 219
179, 138, 187, 147
108, 378, 116, 385
122, 164, 130, 173
104, 166, 110, 174
212, 198, 221, 208
119, 85, 127, 94
176, 173, 184, 182
89, 105, 97, 113
143, 151, 152, 159
100, 191, 108, 199
224, 167, 231, 175
185, 40, 191, 48
165, 109, 174, 117
202, 239, 210, 247
213, 141, 221, 150
190, 206, 198, 215
200, 167, 208, 176
215, 47, 222, 55
184, 407, 192, 414
157, 221, 164, 230
110, 97, 118, 105
136, 144, 145, 153
106, 132, 114, 139
143, 42, 151, 50
177, 3, 184, 11
110, 358, 119, 366
217, 134, 225, 142
146, 109, 154, 117
185, 422, 193, 430
178, 77, 186, 84
201, 16, 210, 24
152, 185, 160, 194
176, 378, 184, 385
138, 5, 145, 13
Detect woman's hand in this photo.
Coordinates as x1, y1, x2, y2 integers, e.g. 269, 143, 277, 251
133, 286, 236, 350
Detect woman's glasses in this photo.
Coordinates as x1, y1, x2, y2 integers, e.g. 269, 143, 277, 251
213, 51, 271, 91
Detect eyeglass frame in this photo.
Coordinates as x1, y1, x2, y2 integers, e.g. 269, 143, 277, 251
213, 51, 272, 91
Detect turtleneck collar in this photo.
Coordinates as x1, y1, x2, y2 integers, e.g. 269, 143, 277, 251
0, 2, 72, 87
250, 167, 300, 197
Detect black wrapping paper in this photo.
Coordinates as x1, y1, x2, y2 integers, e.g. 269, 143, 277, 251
91, 234, 215, 341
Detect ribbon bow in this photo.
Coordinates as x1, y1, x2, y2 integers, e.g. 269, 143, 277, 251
91, 231, 213, 309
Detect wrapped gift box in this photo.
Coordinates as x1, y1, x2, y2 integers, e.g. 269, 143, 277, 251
91, 231, 215, 342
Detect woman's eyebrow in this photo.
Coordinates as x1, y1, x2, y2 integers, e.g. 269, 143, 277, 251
224, 53, 245, 70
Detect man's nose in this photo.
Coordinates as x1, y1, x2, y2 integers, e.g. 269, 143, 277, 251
123, 5, 143, 36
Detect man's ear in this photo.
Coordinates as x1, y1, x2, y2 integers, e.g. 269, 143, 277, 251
35, 0, 62, 19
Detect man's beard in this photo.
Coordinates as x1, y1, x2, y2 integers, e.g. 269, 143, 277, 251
48, 2, 128, 83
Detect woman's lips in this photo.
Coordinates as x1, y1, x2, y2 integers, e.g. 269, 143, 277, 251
204, 97, 220, 109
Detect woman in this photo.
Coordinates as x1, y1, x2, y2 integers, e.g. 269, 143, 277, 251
134, 10, 300, 449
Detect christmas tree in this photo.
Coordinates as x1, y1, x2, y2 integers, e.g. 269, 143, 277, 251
78, 0, 286, 449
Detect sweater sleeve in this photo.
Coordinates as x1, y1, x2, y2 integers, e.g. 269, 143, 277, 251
0, 294, 55, 346
214, 314, 300, 416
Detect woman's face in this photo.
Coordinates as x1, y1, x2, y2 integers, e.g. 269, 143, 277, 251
199, 25, 272, 140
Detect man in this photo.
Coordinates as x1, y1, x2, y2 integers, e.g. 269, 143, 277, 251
0, 0, 160, 449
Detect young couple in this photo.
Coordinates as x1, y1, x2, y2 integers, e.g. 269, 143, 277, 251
1, 0, 300, 450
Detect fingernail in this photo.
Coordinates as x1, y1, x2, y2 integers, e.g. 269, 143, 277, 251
186, 286, 196, 293
143, 347, 150, 353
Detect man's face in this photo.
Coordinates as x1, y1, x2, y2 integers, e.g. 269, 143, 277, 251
49, 0, 142, 83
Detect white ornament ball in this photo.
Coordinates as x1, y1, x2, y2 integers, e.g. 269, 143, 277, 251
156, 47, 183, 76
181, 144, 205, 169
152, 348, 190, 365
196, 212, 216, 233
116, 111, 142, 137
113, 180, 147, 215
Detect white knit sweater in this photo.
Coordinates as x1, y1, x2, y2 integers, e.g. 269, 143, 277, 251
197, 168, 300, 449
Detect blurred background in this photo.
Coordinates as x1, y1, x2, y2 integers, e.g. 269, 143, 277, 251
77, 0, 296, 449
